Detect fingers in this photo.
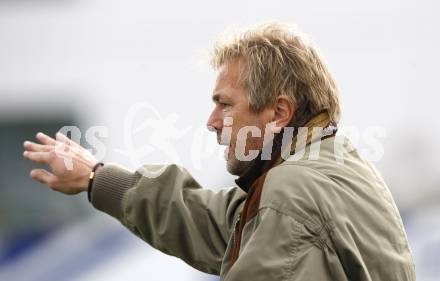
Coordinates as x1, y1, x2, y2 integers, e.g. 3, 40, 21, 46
23, 151, 53, 164
23, 140, 51, 152
30, 169, 56, 187
36, 132, 56, 145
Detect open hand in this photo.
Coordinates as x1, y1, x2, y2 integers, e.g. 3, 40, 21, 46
23, 132, 99, 194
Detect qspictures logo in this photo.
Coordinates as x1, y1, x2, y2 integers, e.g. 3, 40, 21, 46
54, 102, 386, 178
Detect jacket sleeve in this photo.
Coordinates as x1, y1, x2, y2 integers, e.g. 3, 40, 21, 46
90, 163, 247, 275
224, 206, 342, 281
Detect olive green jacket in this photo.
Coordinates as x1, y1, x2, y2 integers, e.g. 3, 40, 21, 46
91, 136, 416, 280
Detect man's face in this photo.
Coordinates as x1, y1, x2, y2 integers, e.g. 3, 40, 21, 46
207, 60, 273, 176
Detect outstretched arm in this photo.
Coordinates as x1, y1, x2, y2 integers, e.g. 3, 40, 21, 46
23, 132, 246, 274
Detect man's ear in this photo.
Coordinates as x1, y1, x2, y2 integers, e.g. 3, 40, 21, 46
272, 95, 295, 132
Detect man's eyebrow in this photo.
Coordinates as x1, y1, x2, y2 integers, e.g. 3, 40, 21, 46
212, 92, 232, 103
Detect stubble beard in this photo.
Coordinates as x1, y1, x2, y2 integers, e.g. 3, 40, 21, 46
220, 124, 267, 176
224, 142, 259, 176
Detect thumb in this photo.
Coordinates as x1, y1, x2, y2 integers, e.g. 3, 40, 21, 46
30, 169, 57, 188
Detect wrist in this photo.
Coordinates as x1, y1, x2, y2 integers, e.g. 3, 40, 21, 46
87, 162, 105, 202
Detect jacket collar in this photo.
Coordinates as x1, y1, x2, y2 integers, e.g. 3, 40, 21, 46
235, 111, 337, 192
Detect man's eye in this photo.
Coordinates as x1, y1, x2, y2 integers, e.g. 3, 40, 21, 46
220, 102, 230, 108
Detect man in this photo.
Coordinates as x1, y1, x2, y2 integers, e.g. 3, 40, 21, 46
23, 23, 416, 280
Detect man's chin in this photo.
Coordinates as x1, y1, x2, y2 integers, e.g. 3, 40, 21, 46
226, 157, 254, 176
224, 146, 241, 176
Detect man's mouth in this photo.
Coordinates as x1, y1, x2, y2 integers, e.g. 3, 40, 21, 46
218, 135, 229, 146
217, 132, 232, 160
224, 146, 229, 160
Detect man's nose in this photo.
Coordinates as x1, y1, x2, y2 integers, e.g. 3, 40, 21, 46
206, 107, 223, 133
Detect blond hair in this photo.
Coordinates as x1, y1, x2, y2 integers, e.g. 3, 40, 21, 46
210, 23, 341, 126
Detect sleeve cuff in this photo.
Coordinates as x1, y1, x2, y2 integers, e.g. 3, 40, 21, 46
91, 163, 136, 221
